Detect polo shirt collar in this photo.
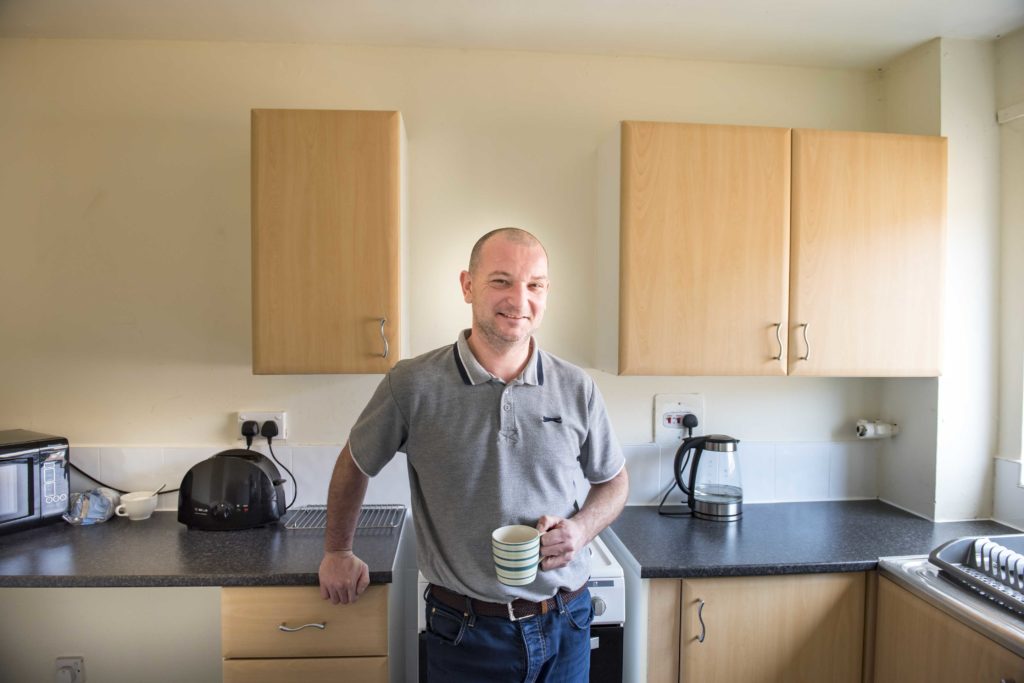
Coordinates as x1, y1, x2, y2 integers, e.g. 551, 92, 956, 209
453, 330, 544, 386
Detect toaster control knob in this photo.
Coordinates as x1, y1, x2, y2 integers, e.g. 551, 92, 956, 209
212, 502, 234, 519
592, 596, 607, 616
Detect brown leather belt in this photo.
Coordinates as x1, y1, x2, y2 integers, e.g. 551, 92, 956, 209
427, 582, 589, 621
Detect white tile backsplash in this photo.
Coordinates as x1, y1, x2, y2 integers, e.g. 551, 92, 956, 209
77, 439, 881, 512
738, 442, 776, 503
829, 441, 879, 499
775, 442, 830, 501
623, 443, 660, 505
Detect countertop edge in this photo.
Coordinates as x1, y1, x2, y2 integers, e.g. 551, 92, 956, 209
639, 560, 878, 579
0, 570, 393, 588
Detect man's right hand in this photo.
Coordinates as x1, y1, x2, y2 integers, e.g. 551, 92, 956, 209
319, 550, 370, 604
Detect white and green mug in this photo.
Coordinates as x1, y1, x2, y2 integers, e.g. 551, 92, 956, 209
491, 525, 543, 586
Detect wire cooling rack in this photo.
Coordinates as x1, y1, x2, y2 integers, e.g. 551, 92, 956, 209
284, 504, 406, 532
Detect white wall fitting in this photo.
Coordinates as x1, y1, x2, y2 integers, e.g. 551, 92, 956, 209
936, 38, 1001, 521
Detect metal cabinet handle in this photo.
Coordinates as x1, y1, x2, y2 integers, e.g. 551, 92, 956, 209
696, 598, 706, 643
1000, 678, 1016, 683
379, 317, 389, 359
798, 323, 810, 361
771, 323, 783, 361
278, 622, 326, 632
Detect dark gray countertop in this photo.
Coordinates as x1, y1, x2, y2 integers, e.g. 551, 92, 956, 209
609, 500, 1018, 579
0, 511, 404, 588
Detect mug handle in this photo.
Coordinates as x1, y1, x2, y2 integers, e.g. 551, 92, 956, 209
115, 505, 128, 517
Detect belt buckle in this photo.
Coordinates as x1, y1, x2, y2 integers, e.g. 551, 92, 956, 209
506, 601, 536, 622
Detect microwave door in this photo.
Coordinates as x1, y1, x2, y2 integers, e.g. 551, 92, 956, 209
0, 457, 33, 525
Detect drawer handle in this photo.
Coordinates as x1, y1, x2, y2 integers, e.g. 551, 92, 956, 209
696, 598, 706, 643
278, 622, 326, 632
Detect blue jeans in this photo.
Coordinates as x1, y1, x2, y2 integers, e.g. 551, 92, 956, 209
424, 588, 594, 683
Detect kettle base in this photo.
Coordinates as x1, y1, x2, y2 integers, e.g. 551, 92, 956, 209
692, 499, 742, 522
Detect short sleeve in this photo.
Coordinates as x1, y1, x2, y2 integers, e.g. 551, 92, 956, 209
348, 373, 409, 477
578, 380, 625, 484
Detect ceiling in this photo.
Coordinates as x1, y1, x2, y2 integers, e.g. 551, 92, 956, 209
1, 0, 1023, 69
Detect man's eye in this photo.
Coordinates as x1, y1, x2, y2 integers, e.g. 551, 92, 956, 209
529, 283, 546, 290
492, 279, 510, 286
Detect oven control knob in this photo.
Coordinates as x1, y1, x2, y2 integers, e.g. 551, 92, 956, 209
591, 596, 607, 616
212, 502, 234, 519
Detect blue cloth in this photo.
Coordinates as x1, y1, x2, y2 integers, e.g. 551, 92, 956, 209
424, 587, 593, 682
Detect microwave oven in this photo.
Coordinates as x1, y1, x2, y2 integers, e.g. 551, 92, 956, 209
0, 430, 70, 535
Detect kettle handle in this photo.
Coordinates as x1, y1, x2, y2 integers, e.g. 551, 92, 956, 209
674, 436, 708, 506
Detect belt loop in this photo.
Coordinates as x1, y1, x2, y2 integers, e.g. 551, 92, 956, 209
463, 594, 477, 627
423, 584, 433, 603
555, 590, 567, 615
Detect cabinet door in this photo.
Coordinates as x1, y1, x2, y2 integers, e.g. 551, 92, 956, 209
790, 129, 946, 376
680, 573, 865, 683
874, 577, 1024, 682
619, 121, 791, 375
223, 656, 388, 683
252, 109, 402, 374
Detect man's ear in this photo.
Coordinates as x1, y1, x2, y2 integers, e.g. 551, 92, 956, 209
459, 270, 473, 303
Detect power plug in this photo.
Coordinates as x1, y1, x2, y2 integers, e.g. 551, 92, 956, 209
240, 420, 259, 449
260, 419, 280, 442
237, 411, 287, 441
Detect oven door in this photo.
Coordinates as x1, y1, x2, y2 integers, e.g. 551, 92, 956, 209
0, 451, 37, 528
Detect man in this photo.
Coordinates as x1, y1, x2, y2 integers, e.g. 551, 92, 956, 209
319, 227, 628, 682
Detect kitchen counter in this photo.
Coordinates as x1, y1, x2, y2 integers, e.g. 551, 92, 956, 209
0, 511, 404, 587
608, 499, 1017, 578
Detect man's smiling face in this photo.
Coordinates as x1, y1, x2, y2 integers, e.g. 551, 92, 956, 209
461, 234, 549, 351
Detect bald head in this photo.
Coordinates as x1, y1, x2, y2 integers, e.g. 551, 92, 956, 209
468, 227, 548, 275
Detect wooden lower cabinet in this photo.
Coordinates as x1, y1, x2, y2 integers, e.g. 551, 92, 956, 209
223, 657, 387, 683
874, 576, 1024, 683
648, 573, 866, 683
221, 585, 389, 682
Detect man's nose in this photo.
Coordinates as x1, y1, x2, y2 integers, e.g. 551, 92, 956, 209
505, 283, 529, 307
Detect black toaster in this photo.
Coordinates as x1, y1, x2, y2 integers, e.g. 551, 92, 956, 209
177, 449, 286, 530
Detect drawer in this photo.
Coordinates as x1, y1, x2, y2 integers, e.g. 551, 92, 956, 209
223, 656, 388, 683
222, 585, 388, 658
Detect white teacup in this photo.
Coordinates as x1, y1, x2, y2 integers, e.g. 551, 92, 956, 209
492, 525, 543, 586
115, 491, 158, 521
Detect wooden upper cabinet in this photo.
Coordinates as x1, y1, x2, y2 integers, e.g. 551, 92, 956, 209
619, 121, 791, 375
251, 109, 402, 374
790, 129, 946, 376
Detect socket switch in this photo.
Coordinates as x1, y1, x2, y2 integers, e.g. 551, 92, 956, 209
55, 656, 86, 683
238, 411, 288, 441
654, 394, 704, 447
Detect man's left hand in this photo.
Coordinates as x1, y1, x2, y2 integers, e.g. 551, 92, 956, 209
536, 515, 588, 571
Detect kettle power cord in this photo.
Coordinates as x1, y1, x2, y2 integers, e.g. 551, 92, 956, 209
657, 415, 698, 518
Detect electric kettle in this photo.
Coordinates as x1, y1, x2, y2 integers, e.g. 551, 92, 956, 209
673, 434, 743, 521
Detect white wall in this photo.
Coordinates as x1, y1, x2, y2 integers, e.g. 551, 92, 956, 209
0, 38, 888, 453
935, 39, 1001, 521
994, 27, 1024, 525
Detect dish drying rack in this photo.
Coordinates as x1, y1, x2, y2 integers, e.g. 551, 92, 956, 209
930, 533, 1024, 616
284, 504, 405, 532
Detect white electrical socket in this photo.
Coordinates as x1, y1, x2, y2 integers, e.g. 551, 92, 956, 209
238, 411, 288, 441
653, 394, 705, 447
55, 656, 85, 683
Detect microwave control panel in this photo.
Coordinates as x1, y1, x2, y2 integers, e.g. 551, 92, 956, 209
40, 447, 69, 515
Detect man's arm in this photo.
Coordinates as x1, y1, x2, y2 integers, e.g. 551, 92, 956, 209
538, 467, 629, 570
318, 443, 371, 604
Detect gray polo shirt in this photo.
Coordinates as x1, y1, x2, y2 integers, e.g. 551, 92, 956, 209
349, 330, 625, 603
